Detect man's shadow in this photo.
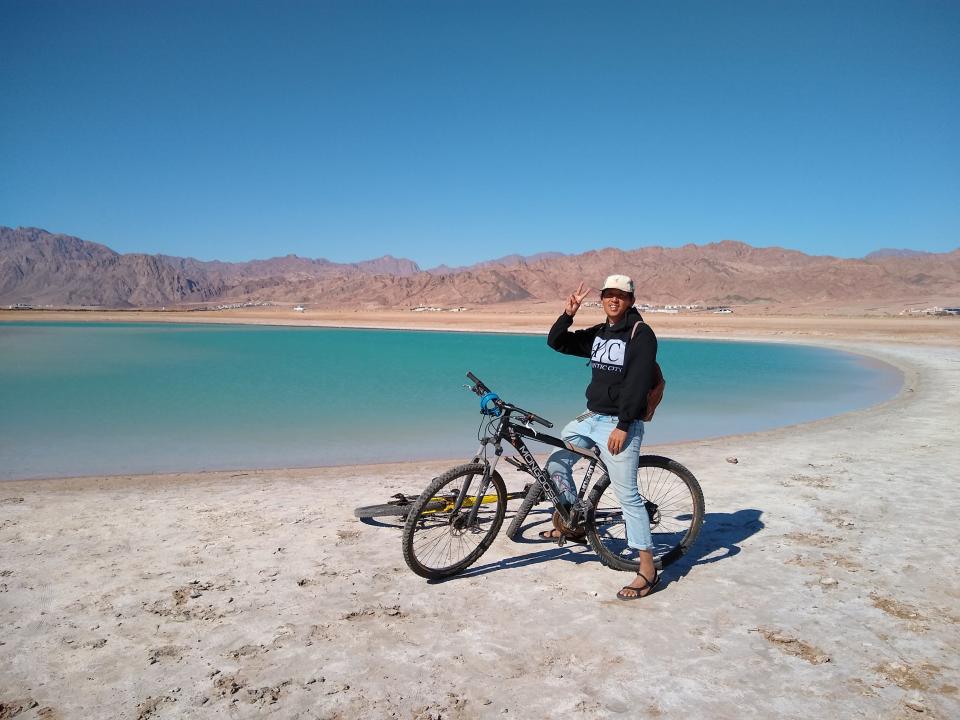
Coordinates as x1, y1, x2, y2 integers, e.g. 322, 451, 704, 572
664, 508, 764, 579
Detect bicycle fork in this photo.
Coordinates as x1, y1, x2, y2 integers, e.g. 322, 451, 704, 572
454, 444, 502, 526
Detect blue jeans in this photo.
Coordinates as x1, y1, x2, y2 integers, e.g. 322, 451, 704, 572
544, 413, 652, 551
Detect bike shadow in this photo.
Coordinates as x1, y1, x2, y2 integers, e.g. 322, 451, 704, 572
430, 507, 765, 584
430, 508, 605, 582
358, 516, 404, 529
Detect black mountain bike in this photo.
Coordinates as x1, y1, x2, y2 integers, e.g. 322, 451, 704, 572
401, 372, 704, 580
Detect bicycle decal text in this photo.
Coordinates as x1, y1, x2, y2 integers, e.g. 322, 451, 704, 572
578, 459, 597, 498
510, 430, 561, 506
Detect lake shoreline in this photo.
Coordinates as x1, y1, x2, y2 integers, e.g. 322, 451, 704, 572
2, 322, 906, 482
1, 332, 915, 489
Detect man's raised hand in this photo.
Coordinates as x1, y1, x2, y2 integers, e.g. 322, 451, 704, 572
564, 282, 592, 317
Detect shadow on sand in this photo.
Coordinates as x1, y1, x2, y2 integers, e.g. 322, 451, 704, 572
429, 507, 765, 584
358, 515, 406, 529
355, 503, 764, 586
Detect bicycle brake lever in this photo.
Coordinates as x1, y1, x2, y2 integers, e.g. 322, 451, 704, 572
464, 383, 481, 397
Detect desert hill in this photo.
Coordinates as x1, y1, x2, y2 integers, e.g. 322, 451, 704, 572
2, 226, 958, 312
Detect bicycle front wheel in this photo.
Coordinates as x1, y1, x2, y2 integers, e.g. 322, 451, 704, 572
402, 464, 507, 579
585, 455, 704, 572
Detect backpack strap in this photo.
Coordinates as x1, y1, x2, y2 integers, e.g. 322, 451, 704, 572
624, 321, 643, 364
628, 320, 663, 380
625, 319, 665, 421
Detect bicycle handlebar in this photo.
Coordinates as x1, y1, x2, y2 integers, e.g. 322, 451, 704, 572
465, 371, 554, 428
466, 371, 488, 395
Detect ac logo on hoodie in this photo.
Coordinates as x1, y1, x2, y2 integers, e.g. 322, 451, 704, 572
591, 337, 626, 372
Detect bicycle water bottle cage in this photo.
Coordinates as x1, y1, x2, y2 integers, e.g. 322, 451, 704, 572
479, 392, 502, 417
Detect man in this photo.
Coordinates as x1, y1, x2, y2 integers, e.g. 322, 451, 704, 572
545, 274, 660, 600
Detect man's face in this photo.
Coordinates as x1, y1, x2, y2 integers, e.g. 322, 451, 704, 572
601, 289, 634, 323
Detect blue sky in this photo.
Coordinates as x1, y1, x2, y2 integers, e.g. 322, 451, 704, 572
2, 1, 957, 267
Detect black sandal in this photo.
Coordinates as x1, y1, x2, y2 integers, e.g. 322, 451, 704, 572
616, 570, 660, 601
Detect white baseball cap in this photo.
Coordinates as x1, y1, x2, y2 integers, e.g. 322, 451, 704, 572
601, 274, 635, 294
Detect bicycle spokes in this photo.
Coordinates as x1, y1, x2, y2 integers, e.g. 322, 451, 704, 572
402, 465, 508, 579
587, 456, 704, 572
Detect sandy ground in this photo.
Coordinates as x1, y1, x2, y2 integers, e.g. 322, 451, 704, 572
1, 319, 959, 718
4, 306, 960, 345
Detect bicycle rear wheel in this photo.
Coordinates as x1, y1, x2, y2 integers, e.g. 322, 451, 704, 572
585, 455, 703, 572
402, 464, 507, 579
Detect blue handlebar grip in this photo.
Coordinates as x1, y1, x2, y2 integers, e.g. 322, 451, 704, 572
479, 392, 502, 417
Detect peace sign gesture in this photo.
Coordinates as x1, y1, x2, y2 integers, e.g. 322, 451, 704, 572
564, 282, 592, 317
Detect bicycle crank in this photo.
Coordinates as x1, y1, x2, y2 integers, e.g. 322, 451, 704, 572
551, 510, 587, 545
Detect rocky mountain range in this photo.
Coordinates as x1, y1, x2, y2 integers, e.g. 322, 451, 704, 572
864, 249, 935, 260
2, 226, 958, 311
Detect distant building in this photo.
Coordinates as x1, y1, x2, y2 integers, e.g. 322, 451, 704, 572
903, 306, 957, 316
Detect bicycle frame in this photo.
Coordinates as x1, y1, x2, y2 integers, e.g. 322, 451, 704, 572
458, 408, 607, 529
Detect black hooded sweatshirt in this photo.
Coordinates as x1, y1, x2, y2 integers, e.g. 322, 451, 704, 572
547, 307, 658, 431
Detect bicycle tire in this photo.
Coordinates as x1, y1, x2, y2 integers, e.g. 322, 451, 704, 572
354, 502, 410, 519
504, 480, 545, 540
353, 498, 445, 519
585, 455, 704, 572
402, 464, 507, 579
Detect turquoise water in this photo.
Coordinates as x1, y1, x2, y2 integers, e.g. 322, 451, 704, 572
0, 322, 902, 480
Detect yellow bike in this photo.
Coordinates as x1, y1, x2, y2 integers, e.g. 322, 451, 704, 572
354, 486, 531, 520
